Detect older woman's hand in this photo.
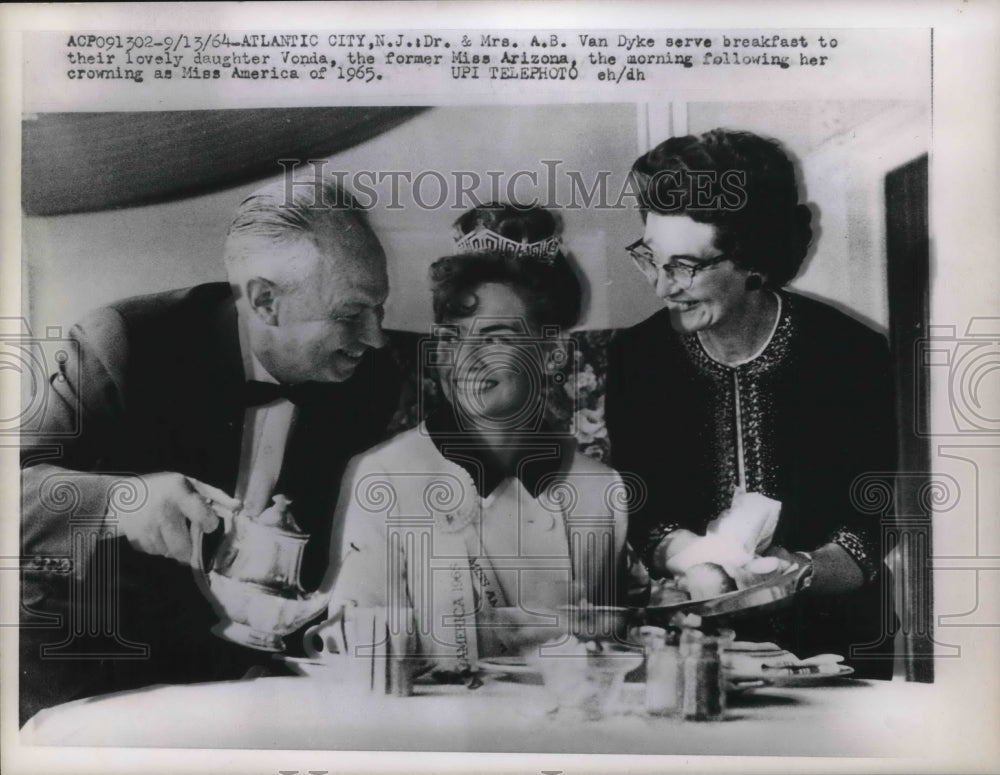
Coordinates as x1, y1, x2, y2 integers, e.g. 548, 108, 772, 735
651, 528, 701, 576
764, 543, 864, 595
762, 544, 811, 568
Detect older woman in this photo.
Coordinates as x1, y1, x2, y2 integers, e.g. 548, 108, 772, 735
606, 130, 896, 677
327, 205, 627, 680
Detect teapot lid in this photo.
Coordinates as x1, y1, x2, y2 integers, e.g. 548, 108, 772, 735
254, 494, 305, 534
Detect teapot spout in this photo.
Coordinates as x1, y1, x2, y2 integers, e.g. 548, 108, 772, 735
288, 587, 334, 632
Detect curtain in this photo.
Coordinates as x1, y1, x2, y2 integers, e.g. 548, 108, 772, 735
22, 107, 428, 216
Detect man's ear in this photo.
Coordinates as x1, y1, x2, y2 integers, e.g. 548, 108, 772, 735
246, 277, 280, 326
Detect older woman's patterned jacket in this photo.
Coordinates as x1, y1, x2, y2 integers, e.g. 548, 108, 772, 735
605, 291, 897, 678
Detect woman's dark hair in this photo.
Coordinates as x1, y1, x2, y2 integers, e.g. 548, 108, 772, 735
453, 202, 560, 245
430, 204, 582, 330
630, 129, 813, 288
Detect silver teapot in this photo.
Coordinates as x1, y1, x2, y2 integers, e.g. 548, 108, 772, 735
190, 495, 328, 652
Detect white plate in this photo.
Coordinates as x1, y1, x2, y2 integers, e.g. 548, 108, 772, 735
274, 655, 343, 680
726, 677, 770, 693
728, 664, 854, 685
727, 641, 786, 654
763, 665, 855, 686
644, 563, 814, 620
478, 656, 538, 676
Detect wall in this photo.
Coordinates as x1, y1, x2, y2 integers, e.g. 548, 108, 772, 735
23, 104, 647, 335
23, 101, 928, 337
686, 100, 930, 334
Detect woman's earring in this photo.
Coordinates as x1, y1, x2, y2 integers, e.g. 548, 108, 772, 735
745, 274, 763, 291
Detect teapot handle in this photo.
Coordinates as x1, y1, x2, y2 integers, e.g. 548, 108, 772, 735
189, 520, 205, 574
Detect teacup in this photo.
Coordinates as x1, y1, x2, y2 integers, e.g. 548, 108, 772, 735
303, 612, 347, 662
528, 638, 644, 720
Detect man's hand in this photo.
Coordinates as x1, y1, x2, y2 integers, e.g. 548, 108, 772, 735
119, 472, 240, 564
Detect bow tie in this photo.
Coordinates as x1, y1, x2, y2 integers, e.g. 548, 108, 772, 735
243, 380, 341, 408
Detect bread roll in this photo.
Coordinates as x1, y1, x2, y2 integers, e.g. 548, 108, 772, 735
678, 562, 737, 600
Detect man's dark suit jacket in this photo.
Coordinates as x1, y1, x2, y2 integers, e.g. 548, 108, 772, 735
19, 283, 400, 724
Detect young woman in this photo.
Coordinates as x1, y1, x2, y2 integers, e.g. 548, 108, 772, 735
326, 205, 627, 680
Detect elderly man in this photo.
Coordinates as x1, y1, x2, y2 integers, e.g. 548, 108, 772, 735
20, 179, 400, 723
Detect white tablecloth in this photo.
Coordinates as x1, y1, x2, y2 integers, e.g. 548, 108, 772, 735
21, 674, 938, 756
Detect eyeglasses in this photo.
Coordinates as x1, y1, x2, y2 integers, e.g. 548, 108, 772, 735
625, 239, 731, 290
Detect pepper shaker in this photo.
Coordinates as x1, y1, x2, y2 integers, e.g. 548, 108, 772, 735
678, 626, 726, 721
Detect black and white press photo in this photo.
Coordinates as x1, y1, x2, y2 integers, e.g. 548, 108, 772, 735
2, 4, 998, 775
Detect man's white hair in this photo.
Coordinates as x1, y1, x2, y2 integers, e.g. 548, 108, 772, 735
223, 174, 378, 294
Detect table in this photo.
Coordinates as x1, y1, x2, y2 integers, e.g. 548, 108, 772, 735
21, 673, 938, 756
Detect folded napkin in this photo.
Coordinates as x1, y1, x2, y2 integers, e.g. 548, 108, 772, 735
725, 647, 845, 677
707, 487, 781, 555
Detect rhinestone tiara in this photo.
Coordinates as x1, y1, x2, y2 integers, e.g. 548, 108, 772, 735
453, 226, 561, 264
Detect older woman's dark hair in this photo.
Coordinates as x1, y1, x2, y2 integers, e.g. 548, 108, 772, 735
631, 129, 813, 288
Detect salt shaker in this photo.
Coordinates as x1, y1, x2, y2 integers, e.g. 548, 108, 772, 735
385, 605, 416, 698
678, 626, 726, 721
639, 626, 680, 716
